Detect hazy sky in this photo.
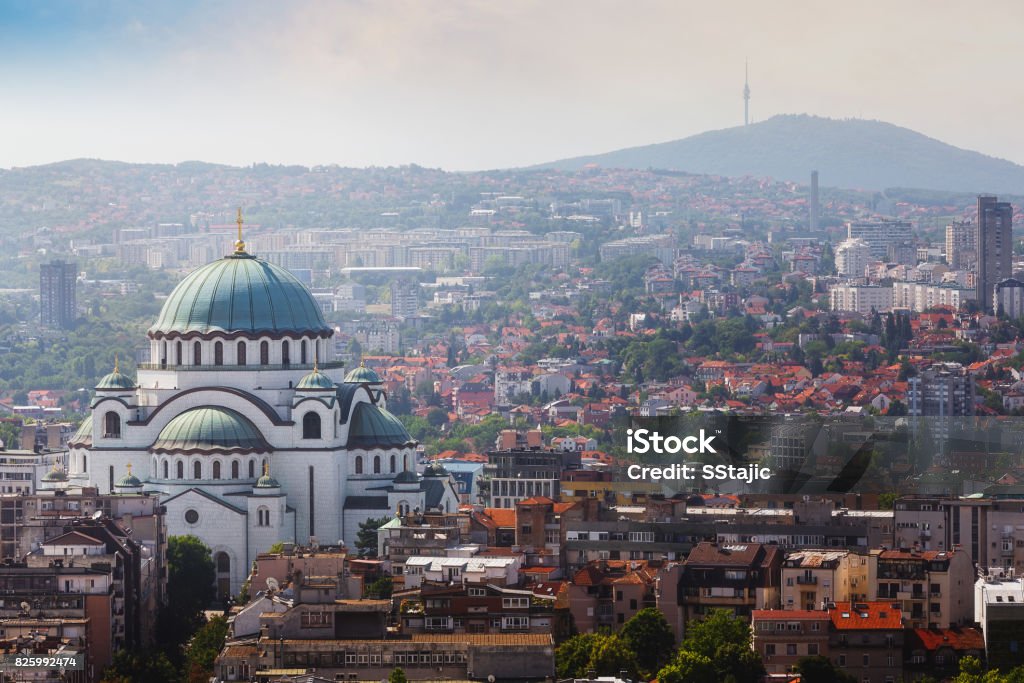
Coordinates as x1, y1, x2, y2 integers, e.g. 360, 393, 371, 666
2, 0, 1023, 171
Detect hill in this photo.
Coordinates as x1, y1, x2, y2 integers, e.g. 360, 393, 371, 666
536, 115, 1024, 194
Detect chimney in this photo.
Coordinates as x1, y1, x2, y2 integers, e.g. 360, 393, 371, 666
499, 430, 516, 450
526, 429, 542, 449
21, 424, 36, 451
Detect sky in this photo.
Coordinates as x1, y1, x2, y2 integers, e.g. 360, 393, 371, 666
2, 0, 1023, 171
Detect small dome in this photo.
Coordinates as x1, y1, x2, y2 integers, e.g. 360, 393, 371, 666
148, 253, 331, 338
42, 465, 68, 483
151, 406, 270, 454
423, 461, 450, 477
255, 462, 280, 488
347, 402, 414, 449
96, 357, 135, 390
393, 470, 420, 484
297, 367, 334, 390
345, 362, 382, 384
115, 464, 142, 489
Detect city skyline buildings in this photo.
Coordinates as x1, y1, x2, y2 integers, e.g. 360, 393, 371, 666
976, 195, 1013, 313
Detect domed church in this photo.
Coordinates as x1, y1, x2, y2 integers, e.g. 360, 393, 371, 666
67, 213, 458, 596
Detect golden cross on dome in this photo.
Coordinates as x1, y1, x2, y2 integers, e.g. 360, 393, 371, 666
126, 463, 132, 474
263, 462, 270, 477
113, 353, 119, 373
234, 207, 246, 253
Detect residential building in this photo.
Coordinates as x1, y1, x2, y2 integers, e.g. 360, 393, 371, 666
40, 259, 78, 329
874, 549, 974, 628
946, 220, 976, 271
829, 284, 893, 315
752, 610, 830, 675
835, 238, 872, 278
977, 195, 1013, 313
995, 278, 1024, 319
678, 542, 782, 630
974, 568, 1024, 671
846, 220, 913, 260
828, 601, 904, 683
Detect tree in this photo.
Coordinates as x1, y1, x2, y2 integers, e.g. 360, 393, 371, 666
656, 651, 716, 683
681, 608, 751, 659
389, 667, 408, 683
620, 607, 676, 676
184, 615, 229, 683
711, 642, 765, 683
164, 534, 216, 626
587, 634, 639, 678
99, 650, 178, 683
795, 655, 857, 683
364, 575, 393, 599
355, 517, 391, 557
426, 407, 448, 427
555, 633, 598, 679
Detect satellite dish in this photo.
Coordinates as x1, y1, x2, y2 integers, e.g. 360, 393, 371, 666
91, 511, 103, 521
266, 577, 279, 591
19, 602, 30, 612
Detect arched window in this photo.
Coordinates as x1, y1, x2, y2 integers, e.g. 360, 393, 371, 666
193, 341, 202, 366
214, 341, 223, 366
104, 412, 121, 438
355, 456, 363, 474
403, 454, 409, 471
302, 413, 321, 440
82, 454, 87, 472
373, 455, 381, 474
193, 461, 202, 479
162, 460, 169, 478
282, 341, 290, 366
213, 461, 221, 479
231, 461, 239, 479
161, 342, 167, 369
390, 454, 396, 473
248, 460, 255, 478
260, 341, 269, 365
237, 341, 247, 366
215, 551, 231, 573
176, 341, 182, 365
301, 340, 307, 365
176, 461, 184, 479
257, 506, 270, 527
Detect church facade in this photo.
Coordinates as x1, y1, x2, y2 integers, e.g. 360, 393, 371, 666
67, 226, 457, 595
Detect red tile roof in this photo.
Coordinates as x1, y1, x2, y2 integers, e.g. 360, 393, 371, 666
829, 601, 903, 630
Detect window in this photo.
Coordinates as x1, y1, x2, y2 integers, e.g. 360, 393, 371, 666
162, 460, 168, 478
302, 413, 321, 440
214, 341, 223, 366
237, 341, 246, 365
502, 598, 529, 609
468, 587, 486, 597
839, 655, 846, 666
176, 341, 182, 365
374, 455, 381, 474
863, 654, 870, 666
257, 506, 270, 527
260, 341, 269, 365
185, 509, 199, 524
176, 461, 184, 479
282, 341, 290, 366
301, 340, 307, 364
355, 456, 363, 474
786, 644, 797, 656
765, 644, 776, 656
193, 341, 202, 366
390, 454, 396, 472
212, 461, 221, 479
231, 461, 239, 479
104, 412, 121, 438
193, 461, 202, 479
300, 611, 331, 628
808, 643, 819, 656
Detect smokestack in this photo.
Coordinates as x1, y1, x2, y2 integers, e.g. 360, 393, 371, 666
810, 171, 820, 231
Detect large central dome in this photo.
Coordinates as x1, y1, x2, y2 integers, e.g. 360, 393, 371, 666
149, 253, 331, 338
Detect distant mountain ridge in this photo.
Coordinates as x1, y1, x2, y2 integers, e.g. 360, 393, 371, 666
536, 115, 1024, 194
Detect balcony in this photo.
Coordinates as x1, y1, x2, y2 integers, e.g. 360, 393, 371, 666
796, 576, 818, 585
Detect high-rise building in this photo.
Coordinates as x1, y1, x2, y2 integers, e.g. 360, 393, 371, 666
994, 278, 1024, 319
976, 195, 1013, 313
945, 220, 976, 271
846, 220, 913, 260
39, 260, 77, 329
907, 363, 975, 418
390, 279, 419, 318
834, 238, 872, 277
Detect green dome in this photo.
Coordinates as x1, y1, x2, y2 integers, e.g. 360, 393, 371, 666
96, 369, 135, 390
297, 368, 335, 390
393, 470, 420, 484
255, 470, 281, 489
68, 420, 92, 448
42, 466, 68, 483
148, 253, 331, 338
115, 466, 143, 489
151, 406, 271, 454
344, 363, 382, 384
347, 402, 414, 449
